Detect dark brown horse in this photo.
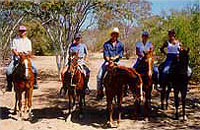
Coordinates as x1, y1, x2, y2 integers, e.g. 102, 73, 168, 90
136, 51, 154, 121
103, 64, 143, 127
12, 54, 34, 120
63, 53, 86, 121
160, 48, 190, 120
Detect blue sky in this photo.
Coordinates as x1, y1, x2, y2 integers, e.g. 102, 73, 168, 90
148, 0, 200, 15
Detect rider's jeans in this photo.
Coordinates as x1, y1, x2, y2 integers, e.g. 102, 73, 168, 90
133, 58, 142, 69
6, 58, 38, 76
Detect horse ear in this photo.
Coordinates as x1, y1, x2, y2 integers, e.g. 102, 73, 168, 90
187, 48, 190, 54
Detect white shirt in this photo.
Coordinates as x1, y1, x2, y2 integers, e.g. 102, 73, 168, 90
167, 41, 180, 54
136, 41, 153, 58
11, 36, 32, 53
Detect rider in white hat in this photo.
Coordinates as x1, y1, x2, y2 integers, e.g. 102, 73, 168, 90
96, 27, 124, 100
6, 25, 38, 91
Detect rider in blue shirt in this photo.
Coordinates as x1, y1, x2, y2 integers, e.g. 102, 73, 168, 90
96, 27, 124, 100
61, 33, 90, 94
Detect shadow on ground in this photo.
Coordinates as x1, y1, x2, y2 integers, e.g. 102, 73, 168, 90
1, 86, 200, 129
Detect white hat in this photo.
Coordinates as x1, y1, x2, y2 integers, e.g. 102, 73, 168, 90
111, 27, 120, 35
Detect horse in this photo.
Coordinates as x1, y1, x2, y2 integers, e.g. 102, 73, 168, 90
12, 54, 34, 120
135, 51, 154, 121
159, 48, 190, 120
62, 52, 86, 121
103, 64, 143, 127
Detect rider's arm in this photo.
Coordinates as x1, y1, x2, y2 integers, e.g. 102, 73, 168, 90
11, 49, 19, 56
160, 41, 168, 55
136, 47, 144, 57
11, 39, 19, 56
103, 43, 111, 62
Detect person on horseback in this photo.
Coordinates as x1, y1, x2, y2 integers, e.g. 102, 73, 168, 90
159, 29, 192, 79
133, 31, 154, 69
61, 33, 90, 93
96, 27, 124, 100
6, 25, 38, 91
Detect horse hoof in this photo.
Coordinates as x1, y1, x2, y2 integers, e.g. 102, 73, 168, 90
79, 114, 84, 119
17, 116, 22, 121
144, 117, 149, 122
117, 122, 120, 127
183, 115, 188, 121
65, 114, 72, 122
13, 111, 17, 115
107, 121, 117, 128
72, 106, 76, 111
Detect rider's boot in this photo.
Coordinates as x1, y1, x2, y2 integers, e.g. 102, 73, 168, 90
6, 74, 13, 92
33, 73, 38, 89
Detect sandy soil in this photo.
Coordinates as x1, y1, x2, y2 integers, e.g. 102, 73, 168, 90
0, 53, 200, 130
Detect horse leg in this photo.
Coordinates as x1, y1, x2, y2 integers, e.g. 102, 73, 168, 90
28, 88, 33, 119
79, 92, 84, 119
117, 93, 123, 126
24, 90, 28, 119
174, 89, 179, 120
66, 93, 72, 122
14, 92, 18, 115
160, 83, 166, 110
17, 91, 22, 120
107, 95, 114, 127
181, 86, 187, 121
144, 85, 150, 121
166, 85, 171, 110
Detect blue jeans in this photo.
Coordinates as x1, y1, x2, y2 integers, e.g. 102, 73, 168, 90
162, 54, 177, 75
133, 58, 142, 69
6, 58, 38, 76
97, 61, 121, 91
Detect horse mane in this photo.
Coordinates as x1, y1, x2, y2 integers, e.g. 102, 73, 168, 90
13, 56, 32, 80
114, 66, 138, 79
170, 48, 189, 76
136, 51, 153, 75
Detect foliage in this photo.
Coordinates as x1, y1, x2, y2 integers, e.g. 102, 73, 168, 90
23, 20, 53, 56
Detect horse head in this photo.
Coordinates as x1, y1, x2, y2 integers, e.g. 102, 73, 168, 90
15, 53, 32, 80
137, 51, 153, 78
67, 52, 79, 88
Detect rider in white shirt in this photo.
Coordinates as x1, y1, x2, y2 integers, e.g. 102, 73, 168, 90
133, 31, 154, 69
6, 26, 38, 91
159, 29, 192, 77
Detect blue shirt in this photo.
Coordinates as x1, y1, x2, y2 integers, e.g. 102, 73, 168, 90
68, 43, 88, 58
103, 39, 124, 62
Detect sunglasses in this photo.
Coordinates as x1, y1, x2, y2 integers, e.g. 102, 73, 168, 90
75, 38, 81, 40
19, 30, 26, 32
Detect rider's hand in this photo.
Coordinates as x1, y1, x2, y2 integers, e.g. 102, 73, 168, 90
108, 60, 113, 65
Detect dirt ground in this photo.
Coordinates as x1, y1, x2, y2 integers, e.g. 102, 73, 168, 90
0, 53, 200, 130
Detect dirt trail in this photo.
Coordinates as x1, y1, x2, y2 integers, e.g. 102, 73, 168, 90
0, 53, 200, 130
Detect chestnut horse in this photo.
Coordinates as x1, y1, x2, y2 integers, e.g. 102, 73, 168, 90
136, 51, 153, 120
103, 64, 143, 127
12, 54, 34, 120
160, 48, 190, 120
63, 53, 86, 121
